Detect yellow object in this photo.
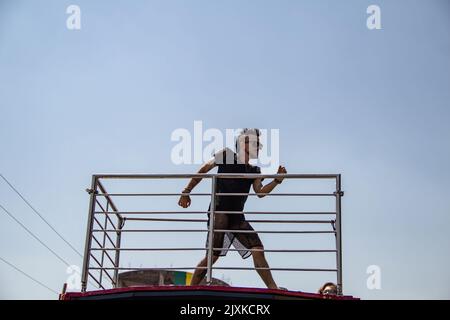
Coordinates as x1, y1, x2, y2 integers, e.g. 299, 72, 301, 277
185, 272, 193, 285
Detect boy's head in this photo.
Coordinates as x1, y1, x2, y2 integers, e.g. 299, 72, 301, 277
318, 282, 338, 295
235, 128, 262, 160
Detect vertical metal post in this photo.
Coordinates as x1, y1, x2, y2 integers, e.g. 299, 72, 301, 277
335, 174, 343, 295
98, 202, 109, 286
113, 217, 123, 287
81, 175, 98, 292
206, 176, 216, 285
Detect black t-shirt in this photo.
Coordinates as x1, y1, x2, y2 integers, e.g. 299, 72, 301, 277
212, 148, 263, 211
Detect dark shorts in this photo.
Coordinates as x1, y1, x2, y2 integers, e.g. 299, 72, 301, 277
205, 212, 263, 259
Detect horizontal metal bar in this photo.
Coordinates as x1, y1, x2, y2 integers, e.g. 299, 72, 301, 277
93, 229, 335, 234
214, 230, 336, 234
96, 193, 334, 197
89, 267, 207, 271
95, 211, 337, 215
216, 193, 334, 197
216, 211, 336, 215
90, 248, 208, 251
212, 267, 337, 272
124, 217, 207, 222
90, 248, 337, 253
219, 248, 337, 253
121, 218, 333, 223
95, 211, 209, 215
95, 174, 339, 179
93, 229, 207, 233
96, 193, 211, 197
246, 220, 335, 224
89, 267, 337, 272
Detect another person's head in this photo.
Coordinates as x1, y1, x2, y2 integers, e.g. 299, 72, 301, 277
235, 128, 262, 161
318, 282, 338, 296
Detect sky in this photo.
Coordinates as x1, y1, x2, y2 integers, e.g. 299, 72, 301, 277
0, 0, 449, 300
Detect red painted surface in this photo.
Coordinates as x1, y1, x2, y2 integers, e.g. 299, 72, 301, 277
61, 285, 359, 300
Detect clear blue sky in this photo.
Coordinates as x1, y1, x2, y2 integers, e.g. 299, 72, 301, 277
0, 0, 449, 299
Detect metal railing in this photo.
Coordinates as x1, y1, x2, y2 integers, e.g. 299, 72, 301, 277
81, 174, 344, 295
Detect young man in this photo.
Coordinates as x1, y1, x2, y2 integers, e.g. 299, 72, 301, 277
178, 128, 287, 289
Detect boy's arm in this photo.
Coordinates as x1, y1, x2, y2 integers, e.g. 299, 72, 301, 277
253, 178, 281, 198
182, 158, 216, 193
253, 165, 287, 198
178, 158, 216, 208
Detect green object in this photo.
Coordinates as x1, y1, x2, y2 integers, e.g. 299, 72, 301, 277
174, 271, 186, 285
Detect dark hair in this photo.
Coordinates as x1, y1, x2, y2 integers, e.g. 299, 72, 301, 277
235, 128, 261, 153
318, 282, 337, 295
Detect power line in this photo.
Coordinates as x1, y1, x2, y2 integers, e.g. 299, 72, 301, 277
0, 203, 98, 289
0, 256, 59, 295
0, 203, 74, 267
0, 174, 83, 258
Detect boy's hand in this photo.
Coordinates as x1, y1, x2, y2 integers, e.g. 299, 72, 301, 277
178, 193, 191, 208
275, 165, 287, 183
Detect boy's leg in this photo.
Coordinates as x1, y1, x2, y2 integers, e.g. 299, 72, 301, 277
251, 246, 278, 289
233, 219, 279, 289
191, 212, 227, 285
190, 255, 219, 285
